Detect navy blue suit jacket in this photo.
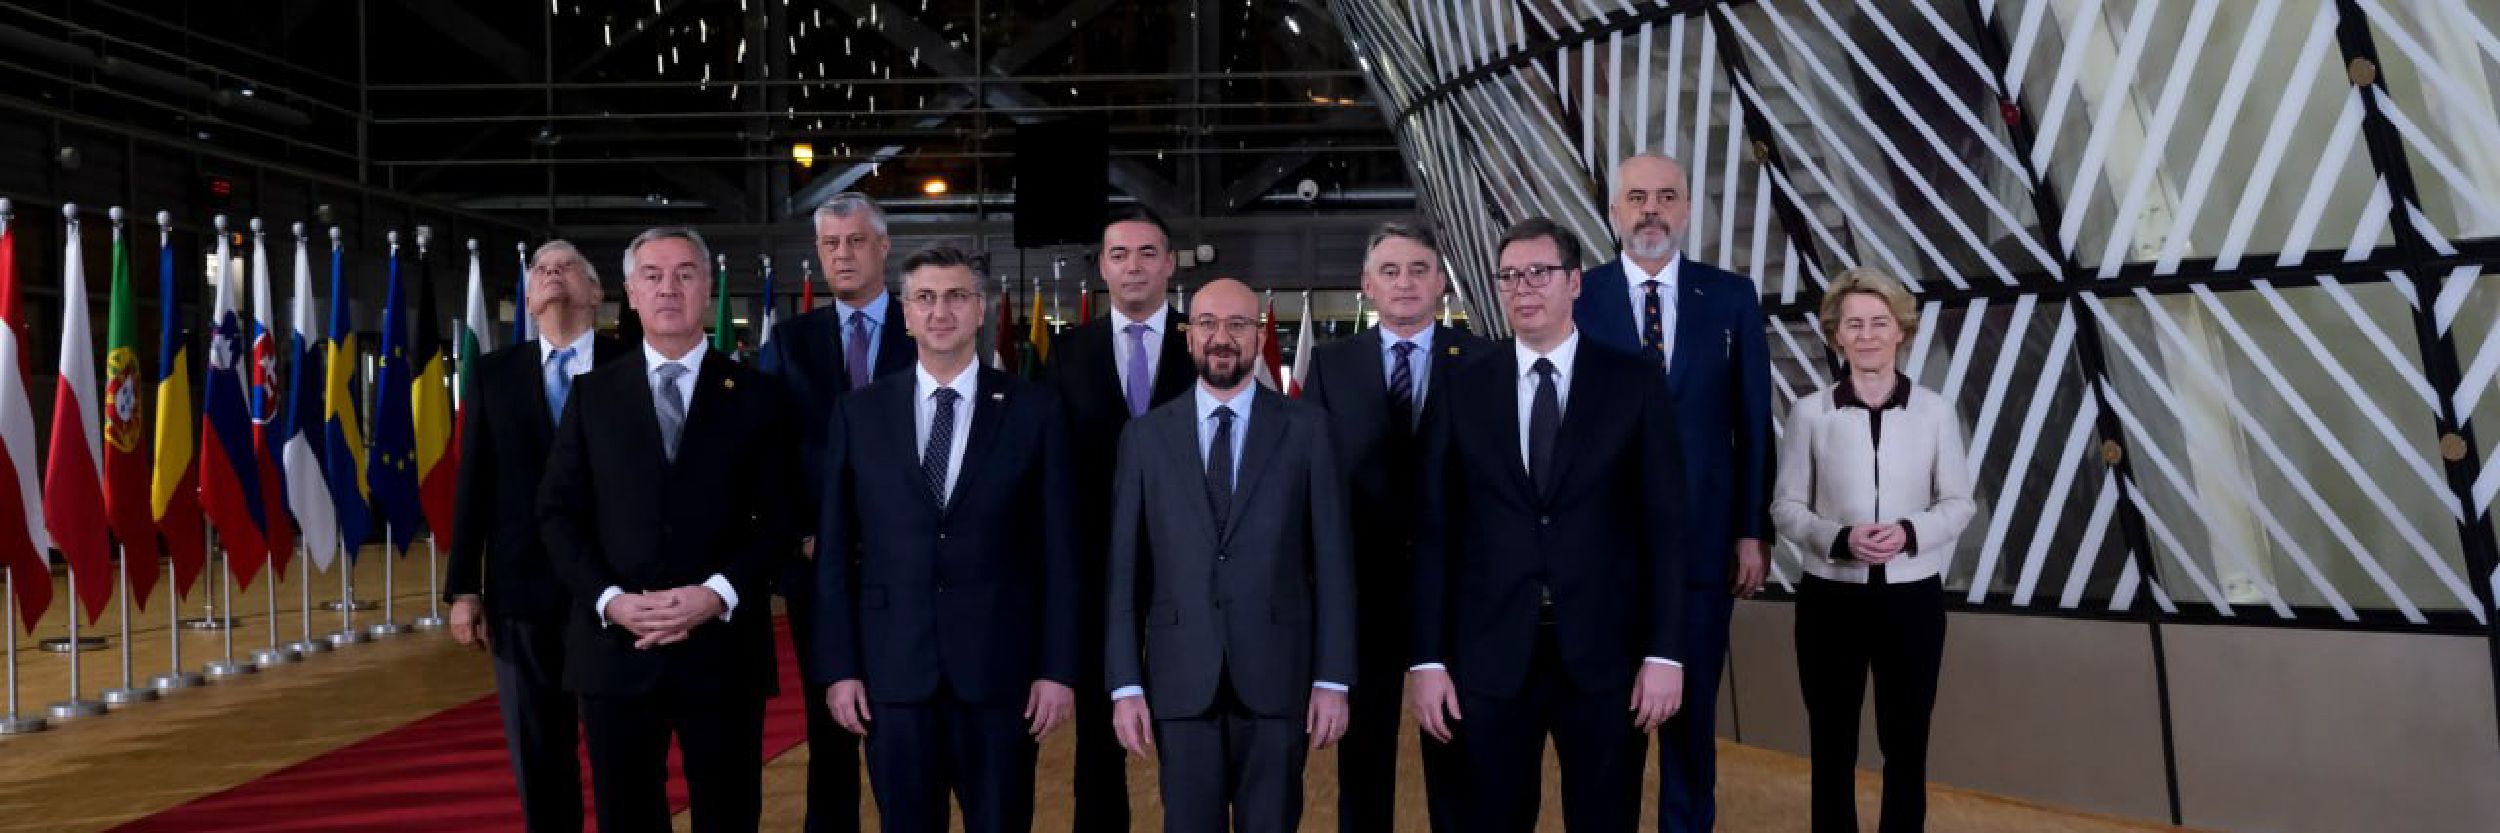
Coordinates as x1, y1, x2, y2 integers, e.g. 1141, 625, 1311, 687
756, 299, 917, 521
1573, 256, 1774, 587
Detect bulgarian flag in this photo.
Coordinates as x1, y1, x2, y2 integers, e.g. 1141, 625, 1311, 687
102, 208, 159, 606
44, 204, 111, 621
0, 199, 47, 630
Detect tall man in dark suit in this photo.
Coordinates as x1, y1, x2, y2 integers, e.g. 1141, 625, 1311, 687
757, 191, 915, 833
1041, 206, 1197, 831
538, 227, 800, 833
1106, 278, 1356, 833
810, 247, 1081, 833
1570, 154, 1775, 833
1410, 218, 1692, 833
1300, 220, 1489, 833
446, 239, 622, 832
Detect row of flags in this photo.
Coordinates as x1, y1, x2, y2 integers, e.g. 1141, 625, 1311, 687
0, 205, 487, 633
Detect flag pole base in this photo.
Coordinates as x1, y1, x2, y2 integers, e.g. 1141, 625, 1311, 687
46, 699, 106, 720
250, 647, 300, 666
99, 686, 157, 705
319, 599, 377, 612
284, 639, 330, 655
365, 622, 407, 637
38, 636, 108, 652
410, 615, 445, 631
180, 616, 240, 631
149, 671, 205, 690
0, 715, 46, 734
326, 629, 370, 647
202, 660, 256, 678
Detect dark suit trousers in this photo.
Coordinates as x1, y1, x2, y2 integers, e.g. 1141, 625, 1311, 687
1795, 575, 1945, 833
785, 564, 864, 833
1340, 595, 1467, 833
1655, 587, 1735, 833
1456, 626, 1647, 833
489, 616, 582, 833
579, 685, 766, 833
1074, 588, 1130, 832
864, 685, 1036, 833
1153, 667, 1309, 833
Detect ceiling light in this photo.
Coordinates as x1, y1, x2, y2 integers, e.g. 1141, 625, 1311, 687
791, 143, 815, 168
1285, 16, 1301, 35
922, 178, 949, 196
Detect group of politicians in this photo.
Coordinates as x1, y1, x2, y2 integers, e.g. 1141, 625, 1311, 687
441, 152, 1977, 833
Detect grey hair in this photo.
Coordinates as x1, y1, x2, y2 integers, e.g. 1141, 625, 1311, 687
622, 226, 713, 278
1608, 152, 1687, 192
1364, 219, 1439, 258
812, 191, 889, 236
531, 239, 600, 287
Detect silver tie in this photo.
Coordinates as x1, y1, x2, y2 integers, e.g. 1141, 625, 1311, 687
655, 362, 689, 461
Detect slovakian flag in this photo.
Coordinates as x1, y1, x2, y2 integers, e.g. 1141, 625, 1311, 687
319, 230, 371, 569
368, 233, 421, 555
411, 245, 456, 543
280, 225, 337, 571
102, 208, 158, 607
43, 204, 111, 622
0, 200, 48, 630
200, 216, 270, 586
150, 212, 204, 598
248, 221, 293, 577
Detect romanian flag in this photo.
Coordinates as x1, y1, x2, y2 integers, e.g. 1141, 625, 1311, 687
0, 201, 48, 630
199, 217, 269, 587
102, 209, 158, 606
43, 205, 110, 622
319, 231, 371, 569
368, 234, 421, 555
150, 213, 204, 598
411, 246, 456, 543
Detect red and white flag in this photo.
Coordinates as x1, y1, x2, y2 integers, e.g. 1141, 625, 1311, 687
44, 203, 110, 621
0, 200, 49, 630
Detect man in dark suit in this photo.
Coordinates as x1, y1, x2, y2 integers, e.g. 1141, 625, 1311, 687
756, 192, 915, 833
445, 239, 622, 832
1571, 154, 1775, 833
1300, 220, 1488, 833
1105, 277, 1356, 833
1410, 218, 1692, 833
810, 247, 1081, 833
1040, 206, 1197, 831
538, 227, 800, 833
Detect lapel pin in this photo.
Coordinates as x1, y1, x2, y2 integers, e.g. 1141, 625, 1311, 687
991, 391, 1004, 401
1446, 346, 1460, 356
723, 378, 736, 390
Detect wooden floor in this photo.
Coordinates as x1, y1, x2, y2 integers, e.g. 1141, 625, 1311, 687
0, 554, 2188, 831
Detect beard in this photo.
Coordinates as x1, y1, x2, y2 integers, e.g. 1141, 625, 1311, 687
1624, 219, 1676, 259
1195, 346, 1251, 389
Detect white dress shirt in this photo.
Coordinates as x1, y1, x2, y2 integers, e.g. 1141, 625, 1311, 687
538, 328, 596, 379
1621, 254, 1681, 369
1377, 323, 1437, 411
1108, 304, 1170, 388
593, 338, 740, 628
914, 360, 978, 503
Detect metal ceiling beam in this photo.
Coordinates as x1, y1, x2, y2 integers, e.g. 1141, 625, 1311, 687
1215, 107, 1386, 212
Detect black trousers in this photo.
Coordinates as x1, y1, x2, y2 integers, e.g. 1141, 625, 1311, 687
1455, 626, 1647, 833
863, 686, 1037, 833
1654, 586, 1735, 833
1795, 575, 1946, 833
1340, 600, 1466, 833
1072, 623, 1130, 832
1153, 668, 1310, 833
579, 685, 766, 833
489, 616, 582, 833
785, 570, 864, 833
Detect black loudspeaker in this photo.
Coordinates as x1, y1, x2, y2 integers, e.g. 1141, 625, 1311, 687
1013, 116, 1109, 249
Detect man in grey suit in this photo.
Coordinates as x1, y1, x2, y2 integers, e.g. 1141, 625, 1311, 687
1105, 278, 1357, 833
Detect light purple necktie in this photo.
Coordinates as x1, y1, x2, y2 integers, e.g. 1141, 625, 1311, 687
845, 310, 872, 391
1123, 322, 1151, 417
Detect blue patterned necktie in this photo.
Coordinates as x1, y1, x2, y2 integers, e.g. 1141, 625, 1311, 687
923, 387, 960, 509
545, 346, 576, 425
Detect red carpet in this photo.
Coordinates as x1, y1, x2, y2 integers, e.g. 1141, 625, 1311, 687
114, 617, 814, 832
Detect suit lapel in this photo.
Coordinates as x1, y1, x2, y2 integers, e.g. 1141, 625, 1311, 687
1223, 387, 1287, 542
1667, 263, 1708, 396
874, 294, 915, 378
516, 345, 555, 442
620, 349, 669, 470
880, 375, 941, 511
1542, 346, 1604, 500
1483, 349, 1536, 500
669, 350, 737, 472
949, 367, 1011, 509
1158, 400, 1222, 547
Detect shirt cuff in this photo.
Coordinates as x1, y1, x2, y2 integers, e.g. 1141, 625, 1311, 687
1644, 656, 1683, 668
1408, 663, 1448, 672
703, 574, 739, 622
1110, 685, 1144, 701
594, 586, 624, 627
1898, 520, 1920, 556
1313, 681, 1348, 692
1829, 527, 1853, 562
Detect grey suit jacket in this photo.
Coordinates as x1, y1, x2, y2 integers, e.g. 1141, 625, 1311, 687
1104, 385, 1358, 719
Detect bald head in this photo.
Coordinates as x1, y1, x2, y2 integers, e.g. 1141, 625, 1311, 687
1610, 153, 1690, 263
1186, 279, 1262, 393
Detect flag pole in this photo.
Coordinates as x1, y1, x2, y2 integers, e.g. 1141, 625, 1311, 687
0, 568, 44, 733
150, 520, 205, 690
44, 570, 106, 719
99, 543, 154, 704
288, 543, 325, 655
414, 535, 444, 631
202, 532, 253, 678
250, 556, 296, 666
327, 539, 367, 646
368, 526, 405, 637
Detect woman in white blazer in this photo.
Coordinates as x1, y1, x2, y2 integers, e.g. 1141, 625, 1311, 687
1772, 268, 1976, 833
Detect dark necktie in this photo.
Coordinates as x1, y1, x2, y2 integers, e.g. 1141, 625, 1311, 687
845, 310, 872, 391
923, 387, 959, 509
655, 362, 689, 461
1388, 340, 1418, 427
1641, 279, 1668, 368
1529, 358, 1560, 493
1206, 405, 1236, 529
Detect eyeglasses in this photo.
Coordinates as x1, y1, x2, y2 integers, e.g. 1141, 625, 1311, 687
1493, 263, 1568, 290
1191, 315, 1260, 337
905, 288, 982, 309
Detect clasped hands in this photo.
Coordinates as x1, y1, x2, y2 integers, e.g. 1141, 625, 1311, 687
604, 586, 726, 649
1849, 522, 1909, 565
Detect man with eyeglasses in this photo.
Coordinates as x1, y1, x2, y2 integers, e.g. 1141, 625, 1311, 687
1410, 218, 1692, 832
1041, 206, 1200, 830
1570, 154, 1774, 833
757, 191, 917, 833
808, 247, 1080, 833
1104, 277, 1356, 833
1299, 219, 1489, 833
